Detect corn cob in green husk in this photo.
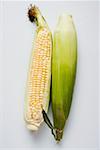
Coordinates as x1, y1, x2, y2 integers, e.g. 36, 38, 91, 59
24, 5, 52, 131
52, 14, 77, 141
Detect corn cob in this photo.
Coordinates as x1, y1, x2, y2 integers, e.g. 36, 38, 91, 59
24, 5, 52, 130
52, 14, 77, 141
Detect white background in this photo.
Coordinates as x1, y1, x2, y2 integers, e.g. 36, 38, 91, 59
0, 1, 99, 150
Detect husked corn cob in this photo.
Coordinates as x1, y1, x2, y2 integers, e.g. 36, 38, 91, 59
24, 5, 52, 130
52, 14, 77, 141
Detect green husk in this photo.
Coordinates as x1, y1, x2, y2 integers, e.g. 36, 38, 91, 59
52, 13, 77, 141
